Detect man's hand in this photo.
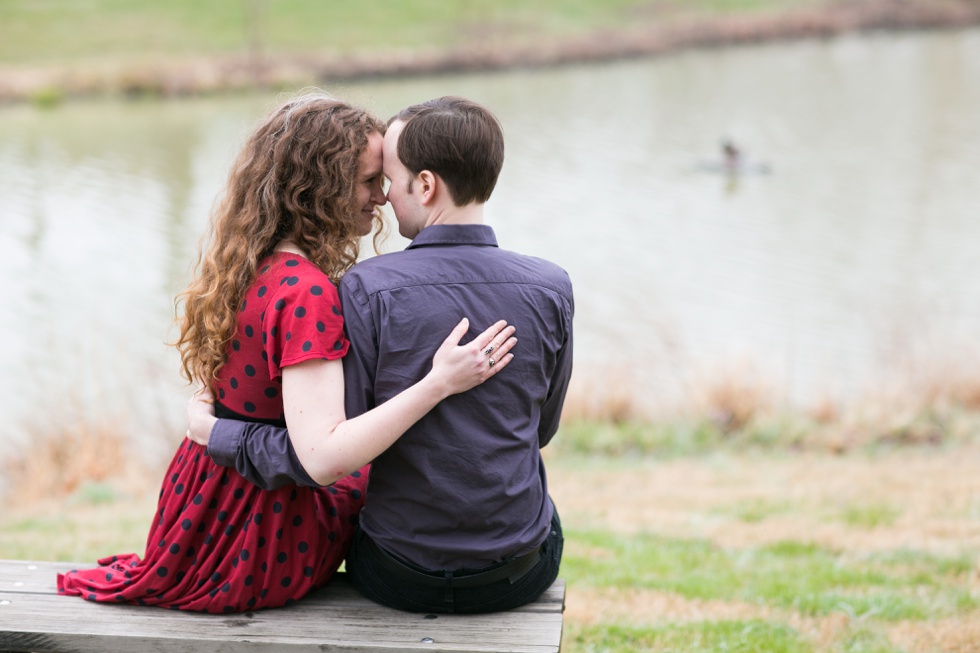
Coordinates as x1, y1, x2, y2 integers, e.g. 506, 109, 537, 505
186, 386, 218, 447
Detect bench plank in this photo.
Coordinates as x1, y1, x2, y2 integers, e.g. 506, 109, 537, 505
0, 560, 564, 653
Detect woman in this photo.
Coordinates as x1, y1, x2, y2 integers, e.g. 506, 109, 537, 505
57, 92, 515, 613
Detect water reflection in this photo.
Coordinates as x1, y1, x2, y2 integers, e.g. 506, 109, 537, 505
1, 28, 979, 453
0, 99, 268, 455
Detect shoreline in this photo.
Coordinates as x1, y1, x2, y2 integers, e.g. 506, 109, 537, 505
2, 0, 979, 105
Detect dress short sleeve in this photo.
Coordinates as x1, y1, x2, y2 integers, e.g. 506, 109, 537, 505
262, 260, 349, 378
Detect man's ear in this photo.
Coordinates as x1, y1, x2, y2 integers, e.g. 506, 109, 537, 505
417, 170, 437, 205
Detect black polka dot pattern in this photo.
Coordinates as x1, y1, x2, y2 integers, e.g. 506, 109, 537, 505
55, 252, 367, 614
217, 252, 349, 419
58, 446, 369, 615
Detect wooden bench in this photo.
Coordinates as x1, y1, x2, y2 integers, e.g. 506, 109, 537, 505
0, 560, 564, 652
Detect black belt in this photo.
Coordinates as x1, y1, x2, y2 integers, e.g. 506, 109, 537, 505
365, 535, 542, 589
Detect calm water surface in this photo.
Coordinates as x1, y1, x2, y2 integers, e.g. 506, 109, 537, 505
2, 28, 979, 455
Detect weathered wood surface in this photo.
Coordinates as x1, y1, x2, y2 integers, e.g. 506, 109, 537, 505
0, 560, 565, 653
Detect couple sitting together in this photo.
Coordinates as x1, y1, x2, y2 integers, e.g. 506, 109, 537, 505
57, 93, 574, 615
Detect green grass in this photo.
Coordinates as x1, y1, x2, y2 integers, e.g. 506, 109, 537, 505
554, 409, 980, 457
726, 498, 795, 523
554, 419, 728, 457
551, 415, 815, 457
569, 620, 814, 653
567, 620, 908, 653
0, 486, 154, 562
837, 629, 908, 653
4, 448, 980, 651
0, 0, 830, 66
554, 417, 817, 457
562, 530, 980, 621
839, 503, 901, 529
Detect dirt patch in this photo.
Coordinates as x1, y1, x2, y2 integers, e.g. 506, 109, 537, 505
548, 446, 980, 555
887, 617, 980, 653
565, 586, 766, 625
549, 447, 980, 650
565, 585, 980, 652
565, 586, 856, 650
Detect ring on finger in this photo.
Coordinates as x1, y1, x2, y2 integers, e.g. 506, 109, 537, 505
484, 345, 495, 356
488, 358, 496, 367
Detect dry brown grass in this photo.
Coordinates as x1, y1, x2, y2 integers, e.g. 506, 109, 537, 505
548, 446, 980, 652
887, 617, 980, 653
2, 418, 158, 505
559, 357, 781, 432
562, 368, 648, 424
564, 586, 765, 626
558, 338, 980, 457
690, 359, 777, 434
3, 421, 980, 650
563, 586, 857, 651
548, 446, 980, 554
563, 584, 980, 653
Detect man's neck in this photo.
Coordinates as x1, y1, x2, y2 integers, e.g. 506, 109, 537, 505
425, 202, 485, 228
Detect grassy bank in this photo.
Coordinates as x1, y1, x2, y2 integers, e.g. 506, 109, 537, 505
2, 0, 979, 103
3, 381, 980, 651
0, 0, 870, 64
552, 447, 980, 652
4, 443, 980, 652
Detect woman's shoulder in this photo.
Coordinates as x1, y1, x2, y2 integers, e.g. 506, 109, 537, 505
256, 254, 341, 318
259, 253, 337, 290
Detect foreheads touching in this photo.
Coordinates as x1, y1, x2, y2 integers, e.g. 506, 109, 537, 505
180, 92, 385, 392
253, 97, 380, 210
219, 92, 385, 275
389, 96, 504, 207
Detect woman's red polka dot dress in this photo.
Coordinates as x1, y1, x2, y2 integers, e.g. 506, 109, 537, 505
57, 253, 369, 612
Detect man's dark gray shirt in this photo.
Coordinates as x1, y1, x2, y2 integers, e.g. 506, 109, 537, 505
208, 224, 574, 570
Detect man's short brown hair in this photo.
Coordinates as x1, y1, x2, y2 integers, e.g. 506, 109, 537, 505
392, 96, 504, 206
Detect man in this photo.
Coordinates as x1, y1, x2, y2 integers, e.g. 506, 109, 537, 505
192, 96, 574, 613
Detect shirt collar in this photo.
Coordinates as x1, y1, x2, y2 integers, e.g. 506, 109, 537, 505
406, 224, 498, 250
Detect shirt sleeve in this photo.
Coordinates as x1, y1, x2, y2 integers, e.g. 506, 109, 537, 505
538, 293, 574, 448
207, 419, 318, 489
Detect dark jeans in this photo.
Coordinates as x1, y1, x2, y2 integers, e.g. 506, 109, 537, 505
346, 506, 563, 614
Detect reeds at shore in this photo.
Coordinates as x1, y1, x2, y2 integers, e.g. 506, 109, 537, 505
2, 416, 160, 505
555, 351, 980, 457
5, 354, 980, 508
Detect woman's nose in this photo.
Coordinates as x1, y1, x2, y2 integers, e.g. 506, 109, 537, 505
373, 180, 387, 205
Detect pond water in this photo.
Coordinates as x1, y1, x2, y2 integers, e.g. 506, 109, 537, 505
2, 27, 979, 455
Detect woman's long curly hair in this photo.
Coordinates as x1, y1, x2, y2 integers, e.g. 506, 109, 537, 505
175, 92, 385, 389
